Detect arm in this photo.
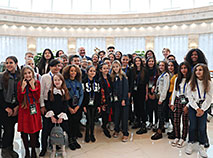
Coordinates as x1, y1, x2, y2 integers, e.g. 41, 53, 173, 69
186, 83, 199, 110
40, 76, 46, 107
29, 80, 41, 101
201, 81, 213, 111
121, 76, 129, 103
159, 73, 170, 103
78, 82, 84, 107
170, 78, 177, 106
17, 81, 26, 104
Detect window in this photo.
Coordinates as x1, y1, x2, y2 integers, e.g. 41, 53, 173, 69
92, 0, 109, 13
131, 0, 150, 12
72, 0, 91, 13
32, 0, 51, 12
53, 0, 71, 13
111, 0, 129, 13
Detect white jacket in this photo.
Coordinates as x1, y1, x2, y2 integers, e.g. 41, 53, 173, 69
187, 79, 213, 111
155, 72, 170, 103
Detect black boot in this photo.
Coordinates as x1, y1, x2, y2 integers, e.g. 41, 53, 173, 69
31, 148, 37, 158
136, 123, 147, 135
73, 137, 81, 149
39, 148, 46, 157
90, 134, 96, 142
85, 132, 90, 143
103, 129, 111, 138
68, 138, 76, 150
1, 147, 13, 158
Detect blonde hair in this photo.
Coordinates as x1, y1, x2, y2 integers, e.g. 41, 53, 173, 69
110, 60, 126, 82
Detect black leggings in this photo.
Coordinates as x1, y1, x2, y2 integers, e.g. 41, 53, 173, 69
68, 109, 81, 138
85, 106, 96, 135
101, 107, 110, 129
133, 92, 146, 124
146, 98, 158, 124
21, 132, 37, 150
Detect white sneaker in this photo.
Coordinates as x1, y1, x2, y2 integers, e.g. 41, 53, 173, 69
185, 143, 193, 155
199, 145, 208, 158
177, 139, 185, 148
171, 138, 179, 147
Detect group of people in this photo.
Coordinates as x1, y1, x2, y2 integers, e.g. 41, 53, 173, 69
0, 46, 212, 158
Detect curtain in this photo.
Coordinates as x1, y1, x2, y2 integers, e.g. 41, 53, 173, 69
154, 36, 188, 63
36, 37, 68, 55
76, 38, 106, 57
199, 34, 213, 71
114, 37, 145, 54
0, 36, 27, 65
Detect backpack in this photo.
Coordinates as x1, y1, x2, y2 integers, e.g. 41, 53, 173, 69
50, 124, 65, 146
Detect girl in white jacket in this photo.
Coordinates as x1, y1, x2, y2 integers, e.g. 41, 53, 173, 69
185, 63, 213, 158
151, 61, 170, 140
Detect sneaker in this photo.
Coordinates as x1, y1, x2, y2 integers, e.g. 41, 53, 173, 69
177, 139, 185, 148
151, 132, 162, 140
199, 145, 208, 158
122, 136, 128, 142
164, 122, 170, 129
136, 127, 147, 135
113, 132, 119, 138
103, 129, 111, 138
147, 123, 153, 130
185, 143, 193, 155
171, 138, 179, 147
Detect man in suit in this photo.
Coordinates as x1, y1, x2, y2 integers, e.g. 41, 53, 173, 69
78, 47, 91, 60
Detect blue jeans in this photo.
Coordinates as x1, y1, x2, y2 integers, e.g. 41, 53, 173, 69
188, 106, 207, 145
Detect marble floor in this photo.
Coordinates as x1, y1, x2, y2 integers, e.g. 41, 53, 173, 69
1, 118, 213, 158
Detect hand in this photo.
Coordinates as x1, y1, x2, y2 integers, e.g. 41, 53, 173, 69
29, 79, 35, 89
83, 107, 87, 113
74, 106, 80, 113
40, 107, 47, 115
22, 80, 27, 92
145, 94, 148, 101
68, 107, 75, 114
12, 106, 19, 116
169, 105, 175, 112
5, 107, 13, 117
121, 100, 125, 106
128, 93, 131, 99
58, 118, 63, 124
158, 101, 162, 105
196, 108, 204, 117
97, 107, 101, 113
151, 87, 155, 93
102, 106, 106, 111
51, 116, 57, 123
183, 106, 188, 114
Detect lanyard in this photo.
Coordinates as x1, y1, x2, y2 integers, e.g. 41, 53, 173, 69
49, 72, 53, 81
158, 72, 166, 81
26, 85, 35, 104
69, 80, 77, 95
88, 78, 95, 98
179, 82, 187, 94
196, 81, 206, 100
104, 77, 110, 88
123, 66, 128, 74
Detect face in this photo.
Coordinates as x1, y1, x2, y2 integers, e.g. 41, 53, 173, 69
135, 58, 141, 67
62, 58, 68, 66
180, 64, 188, 77
24, 68, 33, 81
168, 62, 174, 73
69, 67, 77, 79
108, 54, 115, 62
26, 60, 35, 69
72, 57, 80, 66
115, 52, 121, 59
121, 56, 129, 67
148, 58, 154, 68
162, 49, 170, 58
92, 55, 99, 63
99, 52, 105, 59
88, 61, 93, 66
50, 64, 60, 74
81, 60, 88, 69
104, 60, 111, 68
53, 75, 63, 88
44, 50, 51, 60
58, 51, 64, 57
101, 65, 109, 75
142, 58, 146, 67
195, 65, 204, 80
79, 47, 86, 57
25, 53, 34, 60
159, 62, 166, 72
132, 53, 137, 59
168, 56, 175, 61
58, 58, 63, 70
88, 67, 96, 78
191, 51, 198, 62
112, 63, 120, 74
147, 51, 153, 58
108, 48, 114, 53
6, 58, 17, 73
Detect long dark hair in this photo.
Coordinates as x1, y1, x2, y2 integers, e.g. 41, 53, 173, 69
132, 56, 145, 82
3, 56, 20, 89
190, 63, 211, 92
185, 48, 207, 67
145, 50, 157, 63
146, 56, 157, 69
37, 48, 54, 75
175, 62, 191, 91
